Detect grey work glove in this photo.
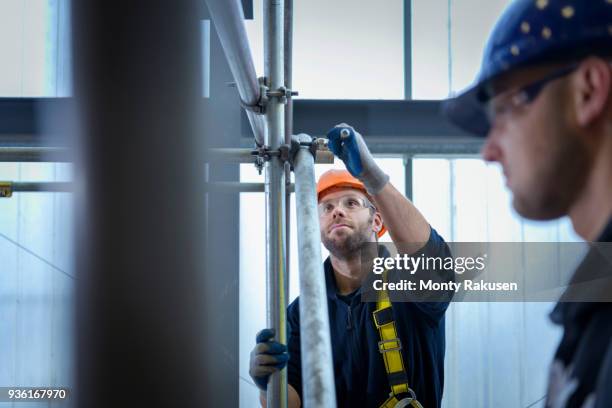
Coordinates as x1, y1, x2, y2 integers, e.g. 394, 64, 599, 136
249, 328, 289, 391
326, 123, 389, 195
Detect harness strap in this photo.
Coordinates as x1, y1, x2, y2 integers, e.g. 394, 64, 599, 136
374, 270, 424, 408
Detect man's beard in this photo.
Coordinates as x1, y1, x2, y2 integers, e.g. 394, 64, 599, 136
513, 129, 589, 220
322, 216, 374, 260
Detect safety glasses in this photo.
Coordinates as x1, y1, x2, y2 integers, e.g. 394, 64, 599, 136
317, 195, 374, 216
484, 63, 579, 125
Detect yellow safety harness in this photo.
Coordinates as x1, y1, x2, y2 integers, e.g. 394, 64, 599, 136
373, 270, 424, 408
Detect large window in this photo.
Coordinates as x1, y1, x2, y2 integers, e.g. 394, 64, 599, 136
0, 0, 71, 97
245, 0, 405, 99
0, 162, 74, 396
244, 0, 513, 100
411, 0, 511, 99
0, 0, 74, 398
0, 0, 515, 98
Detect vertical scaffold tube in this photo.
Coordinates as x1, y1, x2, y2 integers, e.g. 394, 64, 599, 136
264, 1, 287, 407
283, 0, 294, 322
293, 138, 337, 408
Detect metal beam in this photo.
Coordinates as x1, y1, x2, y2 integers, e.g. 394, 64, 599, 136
0, 99, 38, 135
233, 99, 471, 140
0, 99, 482, 153
241, 99, 484, 153
290, 99, 476, 138
0, 98, 72, 147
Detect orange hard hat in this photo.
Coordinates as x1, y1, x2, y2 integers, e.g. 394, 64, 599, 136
316, 169, 386, 238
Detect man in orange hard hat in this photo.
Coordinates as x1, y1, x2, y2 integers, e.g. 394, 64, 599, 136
250, 124, 453, 408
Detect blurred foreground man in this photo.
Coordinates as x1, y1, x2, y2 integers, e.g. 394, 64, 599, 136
249, 124, 453, 407
443, 1, 612, 407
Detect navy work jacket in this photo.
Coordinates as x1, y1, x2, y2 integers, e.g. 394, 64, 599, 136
287, 228, 451, 408
547, 218, 612, 408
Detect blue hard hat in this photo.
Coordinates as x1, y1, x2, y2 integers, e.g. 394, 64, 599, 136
443, 0, 612, 137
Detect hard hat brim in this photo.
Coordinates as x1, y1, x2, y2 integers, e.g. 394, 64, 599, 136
442, 84, 491, 138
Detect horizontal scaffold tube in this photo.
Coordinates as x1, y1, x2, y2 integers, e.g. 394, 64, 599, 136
0, 147, 71, 162
204, 0, 266, 146
0, 182, 73, 197
204, 182, 295, 193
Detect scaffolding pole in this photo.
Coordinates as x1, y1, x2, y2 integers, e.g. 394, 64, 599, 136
206, 1, 336, 406
206, 147, 256, 163
0, 182, 73, 197
283, 0, 294, 313
293, 139, 337, 408
205, 0, 267, 146
264, 0, 288, 406
0, 147, 71, 162
206, 146, 334, 164
204, 182, 294, 193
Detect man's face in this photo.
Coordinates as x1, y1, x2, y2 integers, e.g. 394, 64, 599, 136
318, 188, 381, 258
481, 65, 590, 220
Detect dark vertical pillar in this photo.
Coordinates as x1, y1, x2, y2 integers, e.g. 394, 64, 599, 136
72, 1, 209, 407
405, 156, 413, 201
404, 0, 412, 100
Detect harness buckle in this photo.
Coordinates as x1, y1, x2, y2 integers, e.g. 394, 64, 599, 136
394, 388, 418, 408
378, 338, 402, 353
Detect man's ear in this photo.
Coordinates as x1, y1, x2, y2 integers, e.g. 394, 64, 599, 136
573, 57, 611, 128
372, 212, 383, 234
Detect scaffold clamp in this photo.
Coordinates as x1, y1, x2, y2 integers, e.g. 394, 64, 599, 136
0, 182, 13, 198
